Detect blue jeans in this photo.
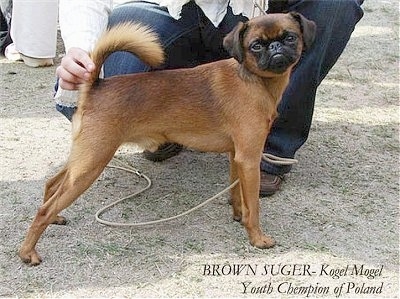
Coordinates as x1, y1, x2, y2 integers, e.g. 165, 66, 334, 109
56, 0, 364, 175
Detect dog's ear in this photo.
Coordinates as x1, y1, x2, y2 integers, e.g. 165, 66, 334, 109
290, 12, 316, 49
223, 21, 248, 63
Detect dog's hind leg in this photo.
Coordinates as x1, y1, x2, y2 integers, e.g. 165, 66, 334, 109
19, 132, 120, 266
42, 167, 69, 225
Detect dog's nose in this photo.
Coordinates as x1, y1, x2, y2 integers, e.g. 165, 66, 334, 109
268, 41, 282, 51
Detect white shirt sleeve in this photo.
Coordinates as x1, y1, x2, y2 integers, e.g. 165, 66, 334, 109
59, 0, 113, 52
230, 0, 268, 19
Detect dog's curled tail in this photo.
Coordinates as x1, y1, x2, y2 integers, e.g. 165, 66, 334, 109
88, 22, 165, 84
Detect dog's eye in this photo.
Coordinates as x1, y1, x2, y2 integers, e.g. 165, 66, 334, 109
284, 34, 297, 43
250, 42, 263, 52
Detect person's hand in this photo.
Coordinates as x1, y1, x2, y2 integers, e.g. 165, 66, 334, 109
56, 47, 95, 90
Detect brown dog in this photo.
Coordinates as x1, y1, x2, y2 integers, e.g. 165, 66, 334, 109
19, 13, 316, 265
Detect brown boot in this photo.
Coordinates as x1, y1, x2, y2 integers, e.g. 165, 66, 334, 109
259, 172, 283, 197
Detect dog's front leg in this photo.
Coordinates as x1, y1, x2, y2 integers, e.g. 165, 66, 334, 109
234, 152, 275, 249
229, 152, 242, 222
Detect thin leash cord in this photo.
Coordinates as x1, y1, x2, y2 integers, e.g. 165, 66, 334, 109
262, 153, 298, 166
95, 157, 239, 227
95, 153, 297, 228
252, 0, 268, 17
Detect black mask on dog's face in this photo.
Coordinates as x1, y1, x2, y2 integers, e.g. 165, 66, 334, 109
248, 30, 301, 74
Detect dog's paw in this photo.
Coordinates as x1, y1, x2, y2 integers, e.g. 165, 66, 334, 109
232, 205, 242, 222
251, 234, 276, 249
19, 248, 42, 266
233, 214, 242, 222
230, 200, 242, 222
52, 215, 67, 225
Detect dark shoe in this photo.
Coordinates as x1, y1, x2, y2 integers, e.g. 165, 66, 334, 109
143, 143, 183, 162
259, 172, 283, 197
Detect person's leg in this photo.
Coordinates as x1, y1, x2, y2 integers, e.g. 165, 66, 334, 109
11, 0, 57, 66
104, 1, 206, 77
261, 0, 364, 178
104, 1, 247, 74
0, 0, 12, 54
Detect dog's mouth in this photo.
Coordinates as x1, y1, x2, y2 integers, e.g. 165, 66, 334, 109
265, 53, 292, 74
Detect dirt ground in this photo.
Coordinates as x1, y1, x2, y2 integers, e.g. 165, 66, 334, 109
0, 1, 399, 298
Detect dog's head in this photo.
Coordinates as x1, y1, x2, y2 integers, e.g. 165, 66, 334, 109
223, 12, 316, 77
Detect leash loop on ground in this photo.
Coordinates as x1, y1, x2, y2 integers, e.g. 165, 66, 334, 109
95, 157, 239, 227
95, 153, 297, 228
